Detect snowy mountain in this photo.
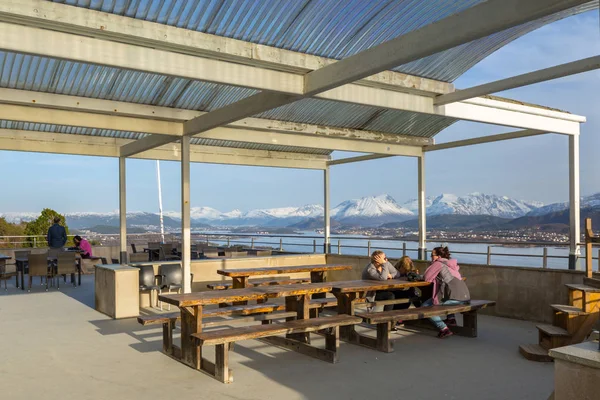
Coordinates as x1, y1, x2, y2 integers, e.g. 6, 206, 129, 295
526, 193, 600, 216
331, 194, 414, 226
426, 193, 543, 219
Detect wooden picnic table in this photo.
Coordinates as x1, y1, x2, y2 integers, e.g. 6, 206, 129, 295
159, 282, 334, 369
331, 279, 432, 343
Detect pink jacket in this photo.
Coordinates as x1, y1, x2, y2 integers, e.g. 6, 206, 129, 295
79, 239, 93, 257
423, 258, 462, 304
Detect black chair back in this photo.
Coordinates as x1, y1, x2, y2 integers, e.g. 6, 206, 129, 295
138, 265, 155, 288
159, 264, 182, 287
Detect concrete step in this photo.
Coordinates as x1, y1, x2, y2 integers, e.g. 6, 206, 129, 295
565, 283, 600, 293
519, 344, 553, 362
550, 304, 588, 316
536, 324, 570, 337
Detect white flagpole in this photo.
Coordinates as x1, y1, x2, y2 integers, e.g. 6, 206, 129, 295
156, 160, 165, 243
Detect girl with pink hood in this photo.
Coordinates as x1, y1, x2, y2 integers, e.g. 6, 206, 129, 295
422, 246, 470, 338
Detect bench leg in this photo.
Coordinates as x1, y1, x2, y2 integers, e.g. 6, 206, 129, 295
215, 344, 232, 383
376, 322, 393, 353
325, 326, 340, 363
456, 310, 478, 338
162, 320, 174, 355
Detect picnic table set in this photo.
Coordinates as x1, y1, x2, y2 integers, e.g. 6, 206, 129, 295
137, 263, 495, 383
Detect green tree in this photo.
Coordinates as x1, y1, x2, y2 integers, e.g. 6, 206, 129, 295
0, 217, 26, 248
24, 209, 70, 248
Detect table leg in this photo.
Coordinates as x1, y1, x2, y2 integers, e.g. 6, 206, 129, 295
286, 294, 310, 343
20, 262, 25, 291
232, 276, 249, 305
180, 305, 203, 369
334, 292, 357, 340
310, 271, 326, 299
78, 260, 81, 286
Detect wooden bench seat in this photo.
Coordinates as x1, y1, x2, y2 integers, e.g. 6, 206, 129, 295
207, 277, 310, 290
191, 314, 362, 383
354, 300, 496, 352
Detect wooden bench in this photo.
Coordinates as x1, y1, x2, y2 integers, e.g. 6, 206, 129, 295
207, 277, 310, 290
191, 314, 362, 383
355, 300, 496, 352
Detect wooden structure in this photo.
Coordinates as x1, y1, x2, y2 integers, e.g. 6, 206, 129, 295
519, 220, 600, 363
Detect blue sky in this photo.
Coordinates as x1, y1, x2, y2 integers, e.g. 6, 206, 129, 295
0, 10, 598, 214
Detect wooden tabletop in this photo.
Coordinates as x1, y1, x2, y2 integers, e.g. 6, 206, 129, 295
216, 264, 352, 277
159, 282, 335, 307
331, 279, 431, 294
0, 254, 11, 260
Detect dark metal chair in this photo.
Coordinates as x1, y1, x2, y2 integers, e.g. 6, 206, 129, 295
27, 253, 52, 292
137, 265, 160, 308
55, 252, 77, 289
158, 263, 182, 310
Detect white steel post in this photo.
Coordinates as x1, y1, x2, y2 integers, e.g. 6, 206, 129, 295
324, 167, 331, 253
568, 133, 581, 270
119, 157, 127, 264
418, 155, 427, 260
181, 136, 192, 292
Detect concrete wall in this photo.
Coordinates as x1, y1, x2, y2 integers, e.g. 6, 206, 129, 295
325, 254, 585, 323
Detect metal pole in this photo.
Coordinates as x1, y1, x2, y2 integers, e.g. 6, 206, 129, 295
156, 160, 165, 244
568, 133, 581, 269
403, 242, 407, 257
323, 167, 331, 253
487, 246, 492, 265
181, 136, 192, 293
119, 157, 127, 263
227, 237, 230, 247
543, 247, 548, 268
251, 237, 255, 249
367, 240, 371, 256
417, 155, 427, 260
33, 237, 36, 248
313, 239, 316, 253
337, 239, 341, 255
279, 238, 283, 251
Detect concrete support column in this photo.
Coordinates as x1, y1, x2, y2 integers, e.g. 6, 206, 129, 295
568, 133, 581, 270
119, 157, 127, 264
323, 166, 331, 254
417, 155, 427, 260
181, 136, 192, 293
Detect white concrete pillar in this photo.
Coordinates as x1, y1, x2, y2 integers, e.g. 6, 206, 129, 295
323, 166, 331, 253
181, 136, 192, 292
568, 133, 581, 270
418, 155, 427, 260
119, 157, 127, 264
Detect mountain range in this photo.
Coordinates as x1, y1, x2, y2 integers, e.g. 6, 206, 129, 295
1, 192, 599, 231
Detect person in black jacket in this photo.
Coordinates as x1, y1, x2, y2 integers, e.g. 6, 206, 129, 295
47, 217, 67, 249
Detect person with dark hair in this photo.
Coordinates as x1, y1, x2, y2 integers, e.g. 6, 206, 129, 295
47, 216, 67, 249
73, 235, 93, 258
422, 246, 470, 339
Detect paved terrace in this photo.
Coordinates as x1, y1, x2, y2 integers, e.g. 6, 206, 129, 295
0, 276, 553, 400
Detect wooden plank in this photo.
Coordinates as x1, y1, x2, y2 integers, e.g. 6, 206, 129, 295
216, 264, 352, 277
519, 344, 552, 362
160, 288, 266, 307
331, 279, 431, 293
357, 300, 496, 324
550, 304, 587, 315
565, 284, 600, 293
376, 322, 393, 353
261, 335, 338, 363
259, 282, 334, 298
203, 311, 297, 327
193, 315, 362, 345
536, 324, 569, 337
215, 344, 232, 383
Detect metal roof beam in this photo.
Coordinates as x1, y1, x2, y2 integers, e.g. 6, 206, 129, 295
304, 0, 591, 95
0, 87, 432, 147
435, 55, 600, 105
328, 154, 394, 166
0, 129, 328, 169
0, 0, 453, 97
423, 129, 549, 152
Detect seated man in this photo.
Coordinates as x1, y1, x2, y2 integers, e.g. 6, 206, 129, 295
362, 250, 419, 312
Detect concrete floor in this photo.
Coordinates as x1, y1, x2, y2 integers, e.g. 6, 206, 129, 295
0, 275, 554, 400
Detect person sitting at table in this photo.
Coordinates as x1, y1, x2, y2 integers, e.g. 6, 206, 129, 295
362, 250, 415, 312
73, 235, 93, 259
422, 246, 470, 339
393, 256, 423, 308
47, 216, 67, 249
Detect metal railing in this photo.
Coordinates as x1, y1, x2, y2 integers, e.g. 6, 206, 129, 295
0, 232, 598, 270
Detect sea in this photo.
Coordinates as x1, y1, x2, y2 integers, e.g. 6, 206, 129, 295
194, 230, 597, 271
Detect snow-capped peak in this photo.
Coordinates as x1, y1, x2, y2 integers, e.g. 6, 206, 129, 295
332, 195, 413, 218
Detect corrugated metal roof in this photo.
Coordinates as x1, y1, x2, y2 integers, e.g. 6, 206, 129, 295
50, 0, 598, 82
190, 137, 332, 155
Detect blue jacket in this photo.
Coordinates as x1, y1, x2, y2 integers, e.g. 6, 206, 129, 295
47, 223, 67, 248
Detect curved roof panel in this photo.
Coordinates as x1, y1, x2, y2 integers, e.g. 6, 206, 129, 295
50, 0, 598, 82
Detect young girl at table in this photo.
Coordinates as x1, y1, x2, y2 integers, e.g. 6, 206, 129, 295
393, 256, 422, 309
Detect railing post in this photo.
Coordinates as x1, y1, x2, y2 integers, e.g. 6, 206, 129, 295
367, 240, 371, 256
597, 249, 600, 273
251, 237, 255, 249
227, 237, 230, 247
337, 239, 341, 255
313, 239, 316, 253
279, 238, 283, 251
543, 248, 548, 268
487, 246, 492, 265
403, 242, 407, 257
206, 235, 209, 246
33, 237, 37, 248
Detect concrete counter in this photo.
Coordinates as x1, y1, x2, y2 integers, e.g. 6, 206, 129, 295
550, 341, 600, 400
95, 264, 139, 319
